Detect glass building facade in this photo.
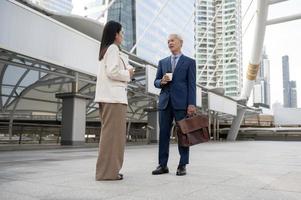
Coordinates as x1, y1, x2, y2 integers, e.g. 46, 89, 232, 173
107, 0, 136, 52
107, 0, 195, 64
135, 1, 195, 64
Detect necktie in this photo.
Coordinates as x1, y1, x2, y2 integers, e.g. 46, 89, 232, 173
172, 56, 177, 72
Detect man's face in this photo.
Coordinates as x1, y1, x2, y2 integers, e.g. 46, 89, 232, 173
168, 35, 182, 53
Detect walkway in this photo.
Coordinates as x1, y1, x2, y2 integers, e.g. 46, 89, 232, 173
1, 141, 301, 199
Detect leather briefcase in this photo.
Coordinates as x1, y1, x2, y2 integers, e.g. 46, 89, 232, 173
176, 114, 209, 147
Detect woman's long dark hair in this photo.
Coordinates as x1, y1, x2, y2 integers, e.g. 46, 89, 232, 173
99, 21, 122, 60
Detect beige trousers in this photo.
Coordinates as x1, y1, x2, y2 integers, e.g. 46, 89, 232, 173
95, 103, 127, 180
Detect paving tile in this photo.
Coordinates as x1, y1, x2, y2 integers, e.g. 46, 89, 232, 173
1, 141, 301, 200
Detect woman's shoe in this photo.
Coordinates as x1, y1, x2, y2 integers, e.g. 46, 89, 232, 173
117, 173, 123, 180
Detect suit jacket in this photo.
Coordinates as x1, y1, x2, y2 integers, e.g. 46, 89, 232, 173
154, 55, 196, 110
94, 44, 132, 104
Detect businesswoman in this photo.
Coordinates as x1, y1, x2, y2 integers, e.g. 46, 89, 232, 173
94, 21, 134, 181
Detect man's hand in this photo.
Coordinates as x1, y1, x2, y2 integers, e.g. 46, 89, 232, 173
187, 105, 196, 116
160, 74, 171, 85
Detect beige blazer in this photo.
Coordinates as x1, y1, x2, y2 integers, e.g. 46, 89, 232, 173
94, 44, 132, 104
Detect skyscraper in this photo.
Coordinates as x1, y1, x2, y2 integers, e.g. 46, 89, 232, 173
107, 0, 136, 52
282, 55, 298, 108
30, 0, 73, 13
290, 81, 297, 108
282, 55, 290, 107
253, 48, 270, 108
195, 0, 243, 97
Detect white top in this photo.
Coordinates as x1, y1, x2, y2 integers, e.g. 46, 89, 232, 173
94, 44, 132, 104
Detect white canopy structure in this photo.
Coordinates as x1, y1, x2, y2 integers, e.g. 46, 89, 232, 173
0, 0, 261, 143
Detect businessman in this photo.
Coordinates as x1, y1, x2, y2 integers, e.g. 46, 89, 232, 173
152, 34, 196, 176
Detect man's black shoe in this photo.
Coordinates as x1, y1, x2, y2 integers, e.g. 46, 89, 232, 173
152, 165, 169, 175
176, 165, 186, 176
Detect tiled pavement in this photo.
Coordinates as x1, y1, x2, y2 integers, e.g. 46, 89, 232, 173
1, 141, 301, 200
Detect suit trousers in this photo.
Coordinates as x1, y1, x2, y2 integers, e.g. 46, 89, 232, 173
96, 103, 127, 180
159, 99, 189, 167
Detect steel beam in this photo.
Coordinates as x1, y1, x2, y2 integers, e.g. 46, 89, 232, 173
268, 0, 288, 5
267, 13, 301, 25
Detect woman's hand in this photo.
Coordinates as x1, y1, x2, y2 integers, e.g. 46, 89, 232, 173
128, 68, 134, 78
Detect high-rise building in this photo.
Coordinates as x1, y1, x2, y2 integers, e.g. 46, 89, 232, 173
282, 55, 297, 108
253, 48, 270, 108
195, 0, 243, 97
282, 55, 298, 108
106, 0, 195, 63
30, 0, 73, 13
282, 55, 290, 107
107, 0, 136, 52
290, 80, 297, 108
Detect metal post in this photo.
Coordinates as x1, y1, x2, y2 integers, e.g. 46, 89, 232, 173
39, 127, 43, 144
208, 110, 211, 139
127, 121, 131, 141
18, 127, 23, 144
227, 0, 269, 141
217, 117, 220, 141
227, 109, 246, 141
213, 111, 217, 141
8, 99, 20, 140
241, 0, 269, 100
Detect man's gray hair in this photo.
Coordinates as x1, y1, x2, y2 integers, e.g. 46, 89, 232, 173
168, 33, 183, 43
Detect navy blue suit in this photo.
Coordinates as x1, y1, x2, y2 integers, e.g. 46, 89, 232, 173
154, 54, 196, 166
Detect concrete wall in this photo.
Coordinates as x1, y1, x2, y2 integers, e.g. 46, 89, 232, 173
0, 0, 100, 76
273, 107, 301, 126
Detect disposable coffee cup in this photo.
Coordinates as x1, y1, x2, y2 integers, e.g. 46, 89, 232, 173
166, 73, 173, 81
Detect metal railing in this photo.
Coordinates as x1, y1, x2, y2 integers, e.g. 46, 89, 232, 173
0, 121, 150, 144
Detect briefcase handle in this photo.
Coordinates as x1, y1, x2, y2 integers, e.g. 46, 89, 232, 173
185, 113, 197, 118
